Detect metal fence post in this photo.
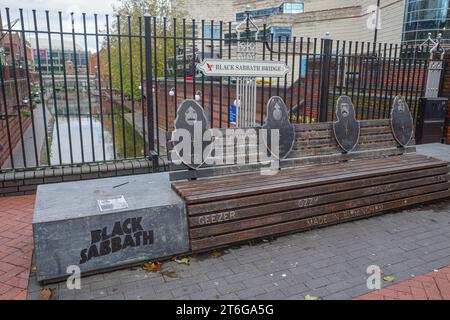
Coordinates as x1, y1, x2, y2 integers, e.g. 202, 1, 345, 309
319, 33, 332, 122
144, 14, 158, 172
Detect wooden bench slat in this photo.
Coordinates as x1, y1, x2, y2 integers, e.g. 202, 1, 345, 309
189, 179, 449, 239
169, 146, 418, 181
181, 157, 446, 204
174, 155, 416, 194
186, 164, 449, 215
282, 146, 416, 168
175, 155, 434, 196
190, 189, 450, 251
174, 154, 419, 195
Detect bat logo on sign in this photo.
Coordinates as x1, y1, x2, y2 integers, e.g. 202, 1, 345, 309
206, 63, 214, 72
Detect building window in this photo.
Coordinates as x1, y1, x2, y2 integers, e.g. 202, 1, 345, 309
203, 25, 221, 39
282, 2, 305, 14
236, 2, 304, 21
269, 26, 293, 41
224, 30, 260, 44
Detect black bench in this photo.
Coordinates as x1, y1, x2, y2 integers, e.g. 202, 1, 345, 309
167, 96, 450, 252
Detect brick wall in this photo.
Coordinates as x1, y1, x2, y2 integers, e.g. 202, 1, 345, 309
0, 79, 33, 167
0, 159, 155, 197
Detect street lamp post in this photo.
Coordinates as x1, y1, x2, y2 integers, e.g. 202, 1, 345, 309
374, 0, 381, 43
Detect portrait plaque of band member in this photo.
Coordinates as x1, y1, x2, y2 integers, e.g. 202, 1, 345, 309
333, 96, 360, 153
171, 100, 212, 169
391, 96, 413, 147
262, 96, 295, 160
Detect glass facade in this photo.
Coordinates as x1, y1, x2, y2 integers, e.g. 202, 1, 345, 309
403, 0, 450, 45
269, 26, 293, 40
236, 2, 304, 21
224, 27, 292, 43
281, 2, 305, 14
33, 48, 88, 74
203, 25, 222, 39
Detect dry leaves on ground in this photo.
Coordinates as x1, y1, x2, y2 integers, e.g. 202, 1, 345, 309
211, 250, 224, 258
383, 275, 395, 282
174, 257, 190, 265
143, 262, 162, 272
40, 288, 52, 300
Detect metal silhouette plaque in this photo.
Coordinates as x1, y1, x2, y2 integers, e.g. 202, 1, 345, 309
262, 96, 295, 159
391, 96, 413, 147
333, 96, 360, 153
172, 100, 212, 169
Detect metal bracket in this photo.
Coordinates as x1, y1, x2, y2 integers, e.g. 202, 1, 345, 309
419, 33, 446, 60
0, 114, 18, 120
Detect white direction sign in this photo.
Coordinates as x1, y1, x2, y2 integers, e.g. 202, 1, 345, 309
197, 59, 290, 78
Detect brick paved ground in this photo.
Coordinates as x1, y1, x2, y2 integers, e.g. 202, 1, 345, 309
0, 195, 35, 300
356, 266, 450, 300
27, 199, 450, 300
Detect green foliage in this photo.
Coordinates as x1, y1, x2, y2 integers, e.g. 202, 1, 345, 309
103, 0, 187, 100
112, 113, 145, 159
289, 113, 316, 124
22, 110, 31, 118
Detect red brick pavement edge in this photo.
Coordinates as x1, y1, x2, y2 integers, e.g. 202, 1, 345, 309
356, 266, 450, 300
0, 195, 35, 300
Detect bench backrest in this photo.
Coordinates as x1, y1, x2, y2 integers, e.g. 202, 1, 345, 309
166, 118, 416, 181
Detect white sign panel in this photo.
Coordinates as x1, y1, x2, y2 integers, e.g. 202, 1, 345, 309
197, 59, 290, 78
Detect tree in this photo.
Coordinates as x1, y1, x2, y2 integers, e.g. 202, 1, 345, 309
103, 0, 187, 101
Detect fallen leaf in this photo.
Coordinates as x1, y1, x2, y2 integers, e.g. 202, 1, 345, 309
143, 262, 161, 272
383, 275, 395, 282
211, 250, 224, 258
304, 294, 320, 300
174, 257, 190, 265
161, 271, 178, 278
40, 288, 52, 300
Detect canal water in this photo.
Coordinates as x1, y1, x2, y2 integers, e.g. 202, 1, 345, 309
47, 91, 144, 165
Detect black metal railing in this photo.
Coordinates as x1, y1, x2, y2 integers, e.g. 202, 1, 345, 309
0, 9, 430, 171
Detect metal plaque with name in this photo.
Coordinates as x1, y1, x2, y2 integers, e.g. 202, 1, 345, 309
97, 195, 129, 212
197, 59, 290, 78
262, 96, 295, 159
171, 99, 212, 169
333, 96, 360, 153
391, 96, 413, 147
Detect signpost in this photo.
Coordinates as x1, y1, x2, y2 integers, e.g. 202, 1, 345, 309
196, 9, 290, 128
196, 59, 289, 78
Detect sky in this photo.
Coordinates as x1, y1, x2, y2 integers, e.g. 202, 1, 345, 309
1, 0, 122, 51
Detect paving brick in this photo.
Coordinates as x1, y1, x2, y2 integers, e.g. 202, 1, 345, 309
171, 284, 202, 297
255, 289, 285, 300
236, 286, 266, 299
305, 277, 332, 290
218, 293, 239, 300
280, 283, 308, 297
198, 278, 228, 290
0, 195, 34, 300
189, 288, 221, 300
324, 291, 352, 300
206, 267, 234, 280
